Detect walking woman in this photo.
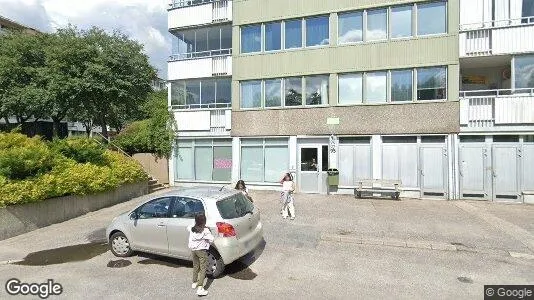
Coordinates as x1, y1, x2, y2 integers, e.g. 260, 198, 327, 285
280, 173, 296, 220
188, 213, 214, 296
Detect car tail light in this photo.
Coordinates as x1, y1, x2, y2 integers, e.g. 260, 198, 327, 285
216, 222, 236, 237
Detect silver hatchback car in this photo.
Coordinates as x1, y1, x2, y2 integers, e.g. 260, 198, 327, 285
106, 187, 263, 277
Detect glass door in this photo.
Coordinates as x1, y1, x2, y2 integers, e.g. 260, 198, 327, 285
299, 147, 319, 193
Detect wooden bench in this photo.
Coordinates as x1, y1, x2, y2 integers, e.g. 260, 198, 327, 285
354, 179, 402, 200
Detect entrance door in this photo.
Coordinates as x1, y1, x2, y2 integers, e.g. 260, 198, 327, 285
299, 147, 320, 193
459, 144, 489, 200
492, 145, 520, 201
420, 146, 448, 198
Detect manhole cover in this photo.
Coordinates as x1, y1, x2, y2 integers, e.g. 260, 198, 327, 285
457, 276, 473, 284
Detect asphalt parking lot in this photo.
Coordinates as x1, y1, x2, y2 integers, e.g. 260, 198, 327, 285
1, 189, 533, 299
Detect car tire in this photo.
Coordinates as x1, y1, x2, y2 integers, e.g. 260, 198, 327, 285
109, 232, 133, 257
206, 248, 225, 278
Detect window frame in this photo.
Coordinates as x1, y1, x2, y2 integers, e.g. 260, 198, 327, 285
240, 24, 262, 54
135, 197, 173, 219
415, 1, 448, 37
338, 11, 364, 45
174, 139, 232, 182
240, 138, 290, 183
171, 197, 205, 219
240, 80, 263, 109
304, 15, 331, 48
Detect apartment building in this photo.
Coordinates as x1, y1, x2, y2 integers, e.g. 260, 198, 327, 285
167, 0, 534, 203
0, 15, 39, 35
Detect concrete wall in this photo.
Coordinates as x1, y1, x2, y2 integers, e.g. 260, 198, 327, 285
133, 153, 169, 184
0, 182, 148, 241
232, 101, 460, 136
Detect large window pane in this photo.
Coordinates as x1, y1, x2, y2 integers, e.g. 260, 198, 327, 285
417, 2, 446, 35
221, 25, 232, 49
186, 80, 200, 106
265, 79, 282, 107
195, 28, 208, 53
366, 72, 387, 103
207, 27, 220, 51
514, 55, 534, 88
241, 147, 263, 182
241, 25, 261, 53
306, 16, 329, 46
216, 79, 231, 104
284, 77, 302, 106
367, 9, 387, 41
195, 147, 213, 180
339, 73, 363, 104
171, 81, 186, 106
241, 80, 262, 108
417, 67, 447, 100
201, 79, 215, 105
391, 69, 413, 102
265, 22, 282, 51
338, 12, 363, 43
284, 19, 302, 49
305, 75, 329, 105
264, 146, 289, 182
391, 6, 413, 38
175, 147, 193, 180
523, 0, 534, 22
213, 146, 232, 181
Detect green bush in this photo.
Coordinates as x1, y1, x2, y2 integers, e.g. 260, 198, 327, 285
50, 137, 106, 164
0, 133, 148, 207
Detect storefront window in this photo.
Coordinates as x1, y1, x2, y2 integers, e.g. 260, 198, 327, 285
174, 140, 232, 182
241, 139, 289, 183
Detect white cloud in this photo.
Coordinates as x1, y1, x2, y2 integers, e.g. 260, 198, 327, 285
0, 0, 170, 78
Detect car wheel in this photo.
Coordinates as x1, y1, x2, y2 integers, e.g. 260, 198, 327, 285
109, 232, 133, 257
206, 248, 225, 278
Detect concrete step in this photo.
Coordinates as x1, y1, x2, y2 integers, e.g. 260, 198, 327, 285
149, 186, 167, 193
148, 179, 158, 185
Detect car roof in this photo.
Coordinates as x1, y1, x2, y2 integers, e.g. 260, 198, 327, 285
156, 186, 239, 201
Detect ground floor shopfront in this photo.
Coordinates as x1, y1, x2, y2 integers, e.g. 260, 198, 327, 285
169, 134, 534, 203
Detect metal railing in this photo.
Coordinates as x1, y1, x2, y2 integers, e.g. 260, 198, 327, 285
169, 49, 231, 62
170, 103, 231, 110
460, 88, 534, 98
460, 16, 534, 31
93, 131, 132, 158
169, 0, 219, 9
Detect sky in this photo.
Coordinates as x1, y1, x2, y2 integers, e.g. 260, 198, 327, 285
0, 0, 170, 79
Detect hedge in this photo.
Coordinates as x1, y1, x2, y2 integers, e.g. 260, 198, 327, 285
0, 133, 148, 207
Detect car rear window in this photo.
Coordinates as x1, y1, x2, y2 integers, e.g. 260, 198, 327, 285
216, 193, 254, 219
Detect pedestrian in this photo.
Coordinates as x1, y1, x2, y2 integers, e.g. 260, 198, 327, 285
188, 213, 214, 297
235, 179, 253, 202
279, 172, 296, 220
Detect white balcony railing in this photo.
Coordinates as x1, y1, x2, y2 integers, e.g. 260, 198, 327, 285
172, 108, 231, 134
168, 54, 231, 80
168, 0, 231, 29
460, 17, 534, 57
460, 89, 534, 129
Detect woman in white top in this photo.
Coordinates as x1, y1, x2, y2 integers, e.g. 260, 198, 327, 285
280, 172, 296, 220
188, 213, 214, 296
235, 180, 253, 202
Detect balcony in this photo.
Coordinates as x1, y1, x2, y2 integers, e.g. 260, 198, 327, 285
460, 17, 534, 57
460, 89, 534, 131
168, 52, 231, 80
172, 106, 231, 135
168, 0, 232, 30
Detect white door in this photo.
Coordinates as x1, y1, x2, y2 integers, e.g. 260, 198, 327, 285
492, 145, 520, 201
459, 145, 489, 200
130, 197, 172, 255
167, 197, 203, 259
299, 146, 320, 193
420, 146, 448, 198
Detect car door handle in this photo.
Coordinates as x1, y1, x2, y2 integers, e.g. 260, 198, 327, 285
157, 222, 166, 227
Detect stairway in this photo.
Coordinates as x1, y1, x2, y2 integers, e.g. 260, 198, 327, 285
148, 176, 167, 193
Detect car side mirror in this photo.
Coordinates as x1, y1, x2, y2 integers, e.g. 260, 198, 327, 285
130, 211, 139, 220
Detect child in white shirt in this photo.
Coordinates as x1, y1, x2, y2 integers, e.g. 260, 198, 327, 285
280, 172, 296, 220
188, 213, 214, 296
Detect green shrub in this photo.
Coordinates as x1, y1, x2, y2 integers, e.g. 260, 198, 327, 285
0, 133, 57, 180
104, 150, 149, 184
50, 137, 105, 164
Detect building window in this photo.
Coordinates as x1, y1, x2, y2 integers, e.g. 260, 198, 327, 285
284, 19, 302, 49
285, 77, 303, 106
171, 79, 231, 108
265, 22, 282, 51
240, 138, 289, 183
265, 79, 282, 107
241, 80, 262, 108
305, 16, 330, 47
523, 0, 534, 23
241, 25, 261, 53
417, 67, 447, 100
366, 9, 388, 41
338, 11, 363, 44
172, 25, 232, 60
514, 55, 534, 89
391, 5, 413, 38
391, 69, 413, 102
338, 73, 363, 104
366, 71, 388, 103
417, 2, 447, 36
305, 75, 329, 105
175, 139, 232, 182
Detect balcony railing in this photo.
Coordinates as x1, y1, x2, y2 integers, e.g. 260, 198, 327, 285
460, 88, 534, 129
172, 106, 231, 133
169, 49, 231, 62
169, 0, 217, 9
460, 16, 534, 31
171, 103, 231, 110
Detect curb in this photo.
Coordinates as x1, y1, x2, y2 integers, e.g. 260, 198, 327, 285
320, 233, 533, 259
